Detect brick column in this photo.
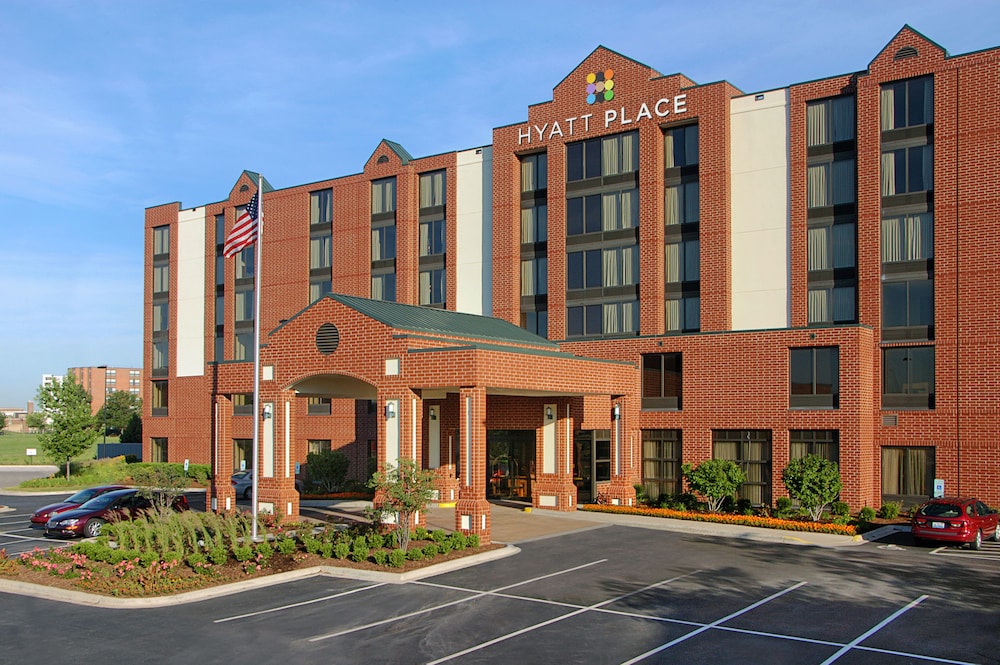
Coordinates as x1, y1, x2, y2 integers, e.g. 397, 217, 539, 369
532, 400, 577, 511
209, 394, 237, 513
604, 397, 637, 507
259, 389, 299, 521
455, 386, 491, 543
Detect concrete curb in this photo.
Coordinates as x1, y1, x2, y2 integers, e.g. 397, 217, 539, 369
0, 544, 520, 608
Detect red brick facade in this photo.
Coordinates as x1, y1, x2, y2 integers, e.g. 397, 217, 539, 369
144, 29, 1000, 542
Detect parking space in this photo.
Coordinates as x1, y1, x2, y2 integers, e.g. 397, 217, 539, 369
929, 539, 1000, 562
0, 507, 65, 555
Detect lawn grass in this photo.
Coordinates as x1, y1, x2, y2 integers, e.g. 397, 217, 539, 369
0, 432, 100, 465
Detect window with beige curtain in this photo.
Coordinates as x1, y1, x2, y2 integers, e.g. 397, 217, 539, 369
521, 205, 548, 244
419, 171, 445, 209
664, 124, 699, 167
881, 213, 933, 263
310, 189, 332, 225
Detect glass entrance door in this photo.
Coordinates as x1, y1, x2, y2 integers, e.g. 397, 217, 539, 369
486, 430, 535, 501
574, 430, 611, 504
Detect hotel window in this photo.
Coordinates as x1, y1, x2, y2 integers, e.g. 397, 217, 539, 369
419, 170, 445, 209
371, 177, 396, 214
807, 159, 856, 208
151, 380, 168, 416
234, 331, 252, 361
520, 152, 547, 193
419, 268, 446, 307
808, 285, 856, 325
881, 145, 933, 196
882, 446, 934, 504
790, 346, 839, 409
232, 393, 253, 416
665, 296, 700, 333
310, 189, 332, 225
882, 213, 933, 263
567, 300, 637, 337
807, 97, 855, 146
214, 294, 224, 360
665, 182, 699, 225
567, 130, 638, 182
882, 346, 935, 409
153, 226, 170, 256
642, 430, 682, 501
808, 222, 856, 271
567, 245, 637, 291
880, 77, 933, 131
308, 439, 332, 455
882, 278, 934, 340
152, 264, 169, 294
152, 341, 169, 377
309, 280, 332, 304
235, 246, 254, 280
567, 194, 603, 236
419, 219, 446, 257
235, 289, 254, 323
520, 310, 548, 338
309, 228, 332, 304
150, 438, 168, 463
520, 257, 548, 296
595, 434, 612, 482
790, 430, 839, 464
713, 430, 771, 507
641, 353, 682, 410
371, 273, 396, 302
233, 439, 253, 471
664, 124, 699, 167
152, 302, 168, 333
666, 240, 700, 284
520, 205, 548, 244
307, 397, 331, 416
371, 224, 397, 261
214, 214, 225, 361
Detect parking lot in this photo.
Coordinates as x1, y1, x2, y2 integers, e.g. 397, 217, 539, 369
1, 489, 998, 665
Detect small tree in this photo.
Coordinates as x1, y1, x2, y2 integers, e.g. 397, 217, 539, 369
682, 459, 746, 513
131, 465, 190, 516
306, 449, 350, 493
35, 373, 99, 479
120, 412, 143, 444
25, 412, 46, 433
782, 454, 842, 521
0, 411, 6, 435
367, 458, 435, 552
97, 390, 142, 435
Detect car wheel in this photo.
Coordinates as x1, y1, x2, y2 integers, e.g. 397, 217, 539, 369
970, 530, 982, 551
84, 518, 105, 538
243, 487, 251, 499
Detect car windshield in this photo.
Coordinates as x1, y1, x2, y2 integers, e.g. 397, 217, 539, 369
918, 503, 963, 518
66, 488, 101, 503
79, 493, 128, 510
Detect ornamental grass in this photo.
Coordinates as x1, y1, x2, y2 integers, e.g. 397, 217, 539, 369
580, 504, 858, 537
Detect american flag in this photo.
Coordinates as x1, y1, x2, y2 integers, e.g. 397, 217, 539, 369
223, 191, 259, 258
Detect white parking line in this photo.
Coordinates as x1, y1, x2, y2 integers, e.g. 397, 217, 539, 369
425, 570, 704, 665
308, 558, 607, 643
214, 582, 387, 623
620, 581, 809, 664
819, 595, 927, 664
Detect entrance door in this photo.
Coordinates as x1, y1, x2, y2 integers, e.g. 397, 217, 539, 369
574, 430, 611, 504
487, 430, 535, 501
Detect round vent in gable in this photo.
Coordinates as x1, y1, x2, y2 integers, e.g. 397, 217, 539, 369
894, 46, 918, 60
316, 323, 341, 355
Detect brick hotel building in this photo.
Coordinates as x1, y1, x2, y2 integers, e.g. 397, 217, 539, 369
144, 27, 999, 541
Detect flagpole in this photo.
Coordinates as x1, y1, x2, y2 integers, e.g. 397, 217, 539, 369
251, 174, 263, 542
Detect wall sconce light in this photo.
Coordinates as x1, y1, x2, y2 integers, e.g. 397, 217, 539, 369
262, 404, 273, 420
612, 404, 621, 421
385, 402, 396, 419
545, 406, 553, 420
429, 408, 437, 421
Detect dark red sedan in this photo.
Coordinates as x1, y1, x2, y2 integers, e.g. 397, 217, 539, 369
30, 485, 129, 524
911, 497, 1000, 550
44, 488, 189, 538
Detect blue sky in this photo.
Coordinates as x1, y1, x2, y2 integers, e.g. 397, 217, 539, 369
1, 0, 997, 408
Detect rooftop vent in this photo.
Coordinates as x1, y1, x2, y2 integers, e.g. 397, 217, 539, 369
316, 323, 341, 355
894, 46, 918, 60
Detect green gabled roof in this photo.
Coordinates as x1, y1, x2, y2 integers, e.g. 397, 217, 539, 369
382, 140, 414, 165
329, 294, 559, 349
243, 170, 275, 193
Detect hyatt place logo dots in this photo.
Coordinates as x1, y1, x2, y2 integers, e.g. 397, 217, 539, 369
586, 69, 614, 104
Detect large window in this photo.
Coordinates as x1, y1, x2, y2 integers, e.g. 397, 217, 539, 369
567, 191, 637, 236
371, 178, 396, 214
233, 439, 253, 472
790, 430, 839, 463
371, 273, 396, 302
234, 331, 252, 361
642, 430, 682, 501
232, 393, 253, 416
520, 153, 547, 193
310, 234, 332, 270
419, 219, 446, 257
152, 302, 168, 333
310, 189, 332, 225
808, 286, 856, 325
807, 96, 855, 146
308, 439, 332, 455
883, 346, 935, 409
713, 430, 771, 507
151, 380, 168, 416
665, 296, 699, 333
152, 340, 168, 376
567, 245, 637, 290
665, 182, 699, 225
520, 258, 548, 296
419, 269, 446, 306
882, 279, 934, 334
882, 213, 933, 263
666, 240, 700, 283
664, 124, 699, 167
808, 223, 856, 271
419, 170, 445, 209
153, 225, 170, 256
881, 145, 933, 196
807, 159, 856, 208
150, 438, 168, 464
307, 397, 331, 416
520, 206, 548, 244
882, 446, 934, 505
520, 310, 548, 338
790, 346, 839, 409
371, 225, 397, 261
235, 247, 254, 280
641, 353, 682, 410
880, 77, 933, 131
235, 290, 254, 323
567, 301, 638, 338
152, 265, 169, 294
567, 131, 638, 182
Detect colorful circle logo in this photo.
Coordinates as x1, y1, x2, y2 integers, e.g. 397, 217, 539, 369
585, 69, 615, 104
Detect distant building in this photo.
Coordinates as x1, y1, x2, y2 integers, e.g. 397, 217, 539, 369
67, 367, 144, 415
0, 403, 32, 434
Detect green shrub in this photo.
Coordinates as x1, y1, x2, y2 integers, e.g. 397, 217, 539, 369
878, 502, 901, 520
306, 449, 350, 493
302, 536, 322, 555
413, 526, 429, 541
233, 545, 254, 562
782, 454, 843, 522
438, 539, 453, 554
406, 548, 424, 561
831, 501, 850, 517
774, 496, 794, 517
368, 532, 385, 549
388, 549, 406, 568
186, 551, 208, 570
858, 506, 876, 522
422, 543, 439, 557
430, 529, 448, 543
254, 541, 273, 562
372, 550, 389, 566
276, 537, 297, 555
162, 550, 184, 565
682, 459, 746, 513
350, 536, 369, 563
451, 534, 468, 550
321, 542, 335, 559
467, 534, 480, 548
735, 499, 754, 515
832, 515, 851, 526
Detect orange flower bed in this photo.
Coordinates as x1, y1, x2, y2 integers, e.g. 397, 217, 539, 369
580, 504, 858, 536
299, 491, 374, 501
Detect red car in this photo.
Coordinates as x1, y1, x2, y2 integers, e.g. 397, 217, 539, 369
30, 485, 129, 525
44, 488, 189, 538
911, 497, 1000, 550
